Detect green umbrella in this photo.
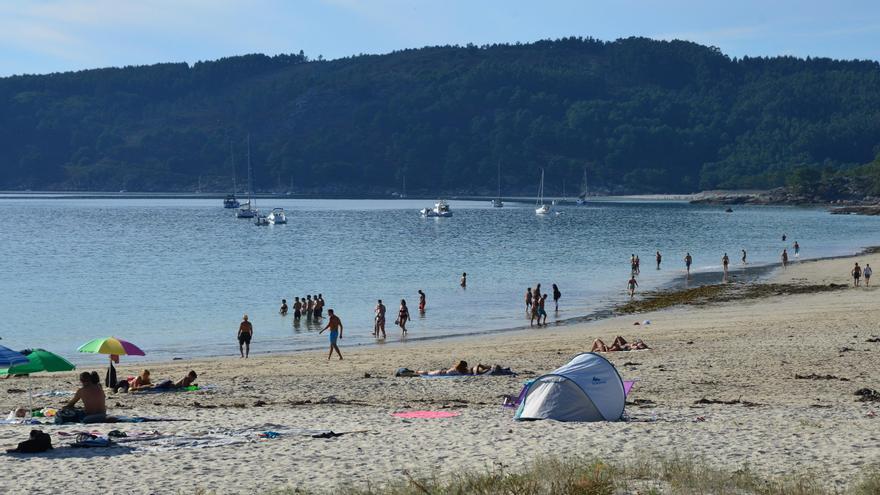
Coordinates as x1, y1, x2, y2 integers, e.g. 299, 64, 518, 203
0, 349, 76, 417
0, 349, 75, 376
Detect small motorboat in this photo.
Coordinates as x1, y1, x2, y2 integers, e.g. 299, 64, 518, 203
236, 201, 256, 218
223, 194, 240, 209
535, 204, 551, 215
491, 198, 504, 208
254, 212, 269, 226
420, 200, 453, 217
267, 208, 287, 224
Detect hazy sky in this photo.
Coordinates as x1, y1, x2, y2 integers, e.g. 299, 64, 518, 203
1, 0, 879, 76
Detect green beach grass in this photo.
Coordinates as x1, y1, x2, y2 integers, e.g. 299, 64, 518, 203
224, 456, 880, 495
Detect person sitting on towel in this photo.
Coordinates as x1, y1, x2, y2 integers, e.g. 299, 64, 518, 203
114, 369, 153, 393
152, 370, 198, 390
60, 371, 106, 423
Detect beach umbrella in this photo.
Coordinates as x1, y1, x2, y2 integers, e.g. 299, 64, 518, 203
77, 337, 146, 356
0, 344, 29, 368
0, 349, 76, 416
78, 337, 145, 390
0, 349, 75, 375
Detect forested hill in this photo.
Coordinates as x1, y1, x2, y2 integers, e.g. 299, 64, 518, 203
2, 37, 880, 195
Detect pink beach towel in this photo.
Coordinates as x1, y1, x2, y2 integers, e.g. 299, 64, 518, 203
392, 410, 461, 419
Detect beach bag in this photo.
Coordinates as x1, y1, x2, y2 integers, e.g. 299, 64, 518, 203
11, 430, 52, 453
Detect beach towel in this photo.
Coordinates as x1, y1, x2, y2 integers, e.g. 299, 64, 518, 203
392, 411, 461, 419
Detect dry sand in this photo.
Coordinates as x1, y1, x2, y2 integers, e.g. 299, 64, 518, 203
1, 254, 878, 494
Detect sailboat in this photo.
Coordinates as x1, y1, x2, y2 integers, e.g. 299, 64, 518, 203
223, 143, 240, 208
576, 167, 588, 206
535, 169, 550, 215
236, 136, 257, 219
492, 161, 503, 207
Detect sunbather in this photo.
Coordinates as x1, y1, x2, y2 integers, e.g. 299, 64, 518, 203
113, 369, 152, 393
151, 370, 198, 390
591, 336, 649, 352
415, 360, 470, 376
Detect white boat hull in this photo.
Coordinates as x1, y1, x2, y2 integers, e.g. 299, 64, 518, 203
536, 205, 550, 215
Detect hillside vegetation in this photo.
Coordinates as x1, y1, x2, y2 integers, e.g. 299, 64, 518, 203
2, 37, 879, 194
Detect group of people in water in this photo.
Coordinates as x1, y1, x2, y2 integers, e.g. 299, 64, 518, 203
278, 294, 326, 321
372, 291, 426, 339
525, 283, 562, 326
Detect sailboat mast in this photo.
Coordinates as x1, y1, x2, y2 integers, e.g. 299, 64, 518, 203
231, 141, 237, 194
497, 160, 502, 198
247, 134, 254, 207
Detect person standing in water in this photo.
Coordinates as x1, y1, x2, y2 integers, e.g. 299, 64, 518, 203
782, 233, 787, 242
418, 290, 426, 314
634, 255, 641, 275
684, 253, 693, 276
852, 262, 862, 287
781, 249, 789, 269
237, 314, 253, 359
552, 284, 561, 311
279, 299, 288, 316
539, 294, 548, 325
793, 241, 800, 258
656, 251, 662, 270
525, 288, 533, 313
305, 295, 314, 320
319, 309, 343, 360
374, 299, 386, 338
722, 253, 730, 277
460, 272, 467, 288
864, 263, 872, 286
741, 249, 747, 265
397, 299, 411, 334
293, 297, 302, 321
630, 254, 637, 275
627, 276, 639, 298
314, 294, 325, 319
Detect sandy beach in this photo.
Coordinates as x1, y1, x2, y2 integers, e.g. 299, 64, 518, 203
1, 254, 878, 494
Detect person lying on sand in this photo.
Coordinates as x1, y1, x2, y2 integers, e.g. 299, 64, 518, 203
591, 336, 650, 352
395, 361, 514, 377
113, 369, 152, 393
150, 370, 198, 390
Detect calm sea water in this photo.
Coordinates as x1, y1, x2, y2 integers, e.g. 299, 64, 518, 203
1, 197, 878, 365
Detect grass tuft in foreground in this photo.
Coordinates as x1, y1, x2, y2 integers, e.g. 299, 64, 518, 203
255, 456, 880, 495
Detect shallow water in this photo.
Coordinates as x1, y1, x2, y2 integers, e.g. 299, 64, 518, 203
1, 197, 878, 364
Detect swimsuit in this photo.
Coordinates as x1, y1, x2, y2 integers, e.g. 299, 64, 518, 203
329, 330, 339, 345
239, 332, 252, 345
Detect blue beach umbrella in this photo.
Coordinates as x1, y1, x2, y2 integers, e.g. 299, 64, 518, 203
0, 345, 28, 368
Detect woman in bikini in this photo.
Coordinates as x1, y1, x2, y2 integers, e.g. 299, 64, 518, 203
397, 299, 411, 334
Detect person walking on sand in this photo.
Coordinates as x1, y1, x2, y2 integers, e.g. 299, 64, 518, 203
552, 284, 561, 311
722, 253, 730, 276
525, 288, 533, 312
794, 241, 800, 258
374, 299, 386, 338
397, 299, 411, 334
684, 253, 693, 276
852, 262, 862, 287
627, 275, 639, 298
781, 249, 789, 269
238, 314, 253, 358
656, 251, 662, 270
741, 249, 747, 265
864, 264, 872, 286
418, 290, 426, 313
319, 309, 343, 360
279, 299, 288, 316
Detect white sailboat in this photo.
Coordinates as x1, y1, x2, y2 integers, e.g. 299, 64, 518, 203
267, 208, 287, 224
576, 167, 588, 206
535, 169, 550, 215
492, 161, 503, 207
236, 135, 256, 219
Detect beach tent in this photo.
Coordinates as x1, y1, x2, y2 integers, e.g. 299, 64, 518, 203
515, 352, 625, 422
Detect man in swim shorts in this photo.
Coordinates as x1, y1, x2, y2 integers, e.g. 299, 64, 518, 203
293, 297, 302, 320
319, 309, 344, 360
684, 253, 693, 275
238, 314, 253, 358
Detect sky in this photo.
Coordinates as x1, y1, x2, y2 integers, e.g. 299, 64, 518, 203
1, 0, 879, 77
